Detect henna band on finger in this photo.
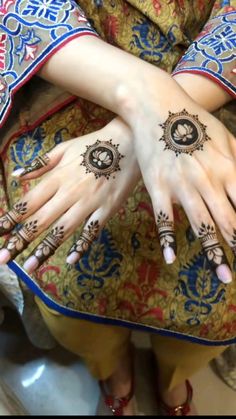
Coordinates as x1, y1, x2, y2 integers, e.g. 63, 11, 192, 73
230, 229, 236, 256
29, 226, 65, 265
0, 201, 28, 235
19, 154, 50, 177
198, 223, 229, 271
156, 211, 176, 263
3, 220, 38, 258
67, 220, 100, 262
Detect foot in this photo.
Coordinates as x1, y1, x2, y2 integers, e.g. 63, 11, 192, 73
99, 346, 136, 415
158, 380, 197, 416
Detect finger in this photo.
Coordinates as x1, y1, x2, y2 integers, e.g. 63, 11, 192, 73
197, 178, 236, 263
228, 132, 236, 161
225, 178, 236, 209
11, 142, 69, 179
148, 185, 176, 264
66, 209, 103, 265
179, 185, 232, 284
0, 191, 74, 263
22, 200, 96, 273
0, 177, 58, 235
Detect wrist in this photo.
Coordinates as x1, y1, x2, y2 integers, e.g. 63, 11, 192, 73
115, 70, 179, 128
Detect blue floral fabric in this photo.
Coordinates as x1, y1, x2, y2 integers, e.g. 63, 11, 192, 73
0, 0, 97, 129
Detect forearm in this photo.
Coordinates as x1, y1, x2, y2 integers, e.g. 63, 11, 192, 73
173, 73, 232, 113
38, 36, 177, 124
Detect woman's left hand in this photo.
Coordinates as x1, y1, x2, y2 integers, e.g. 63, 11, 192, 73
0, 118, 140, 273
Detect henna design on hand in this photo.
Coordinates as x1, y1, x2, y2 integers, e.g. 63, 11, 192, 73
0, 202, 28, 235
29, 226, 65, 265
159, 109, 210, 156
67, 220, 100, 261
4, 220, 38, 258
80, 140, 124, 179
19, 154, 50, 176
156, 211, 177, 254
198, 223, 229, 271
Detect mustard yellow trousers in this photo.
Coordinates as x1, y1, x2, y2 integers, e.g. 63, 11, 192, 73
36, 297, 225, 391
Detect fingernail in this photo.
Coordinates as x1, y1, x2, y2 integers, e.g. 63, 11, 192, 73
216, 264, 232, 284
0, 248, 11, 264
11, 168, 25, 177
23, 256, 39, 273
66, 252, 79, 265
163, 247, 176, 264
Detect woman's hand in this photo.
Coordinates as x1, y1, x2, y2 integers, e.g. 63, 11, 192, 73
125, 80, 236, 284
0, 118, 140, 273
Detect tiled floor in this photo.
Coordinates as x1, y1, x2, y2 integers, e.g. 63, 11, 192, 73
0, 308, 235, 416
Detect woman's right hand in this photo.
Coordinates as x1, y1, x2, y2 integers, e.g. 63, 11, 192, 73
124, 79, 236, 284
0, 118, 140, 273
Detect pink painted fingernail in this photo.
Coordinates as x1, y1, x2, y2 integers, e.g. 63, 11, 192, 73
11, 168, 25, 177
66, 252, 79, 265
163, 247, 176, 264
216, 264, 232, 284
0, 249, 11, 264
23, 256, 39, 273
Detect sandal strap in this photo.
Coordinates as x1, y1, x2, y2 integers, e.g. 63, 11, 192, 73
159, 380, 193, 416
99, 379, 134, 416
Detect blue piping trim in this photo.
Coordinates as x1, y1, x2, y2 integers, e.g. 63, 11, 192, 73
7, 260, 236, 347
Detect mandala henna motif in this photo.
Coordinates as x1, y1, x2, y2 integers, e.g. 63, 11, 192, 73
4, 220, 38, 258
80, 140, 124, 179
159, 109, 211, 156
198, 223, 228, 271
30, 226, 65, 265
0, 201, 27, 235
67, 220, 100, 260
156, 211, 176, 254
19, 154, 50, 176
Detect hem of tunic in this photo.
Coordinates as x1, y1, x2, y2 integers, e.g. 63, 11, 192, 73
8, 260, 236, 347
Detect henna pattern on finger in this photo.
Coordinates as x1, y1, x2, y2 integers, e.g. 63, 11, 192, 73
230, 229, 236, 256
3, 220, 38, 258
0, 201, 28, 235
80, 140, 124, 179
156, 211, 177, 254
159, 109, 211, 156
67, 220, 100, 261
19, 154, 50, 176
29, 225, 65, 265
198, 223, 229, 271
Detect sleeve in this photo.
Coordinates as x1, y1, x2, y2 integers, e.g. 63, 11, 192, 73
172, 8, 236, 98
0, 0, 98, 128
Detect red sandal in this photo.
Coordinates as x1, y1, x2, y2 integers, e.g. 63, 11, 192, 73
99, 378, 135, 416
158, 380, 193, 416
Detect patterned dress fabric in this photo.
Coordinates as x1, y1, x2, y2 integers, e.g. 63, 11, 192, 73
0, 0, 236, 347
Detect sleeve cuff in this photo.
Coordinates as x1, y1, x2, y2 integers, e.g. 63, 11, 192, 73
172, 11, 236, 98
0, 0, 98, 128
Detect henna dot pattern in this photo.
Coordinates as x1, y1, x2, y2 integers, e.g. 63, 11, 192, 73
159, 109, 211, 156
80, 140, 124, 179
